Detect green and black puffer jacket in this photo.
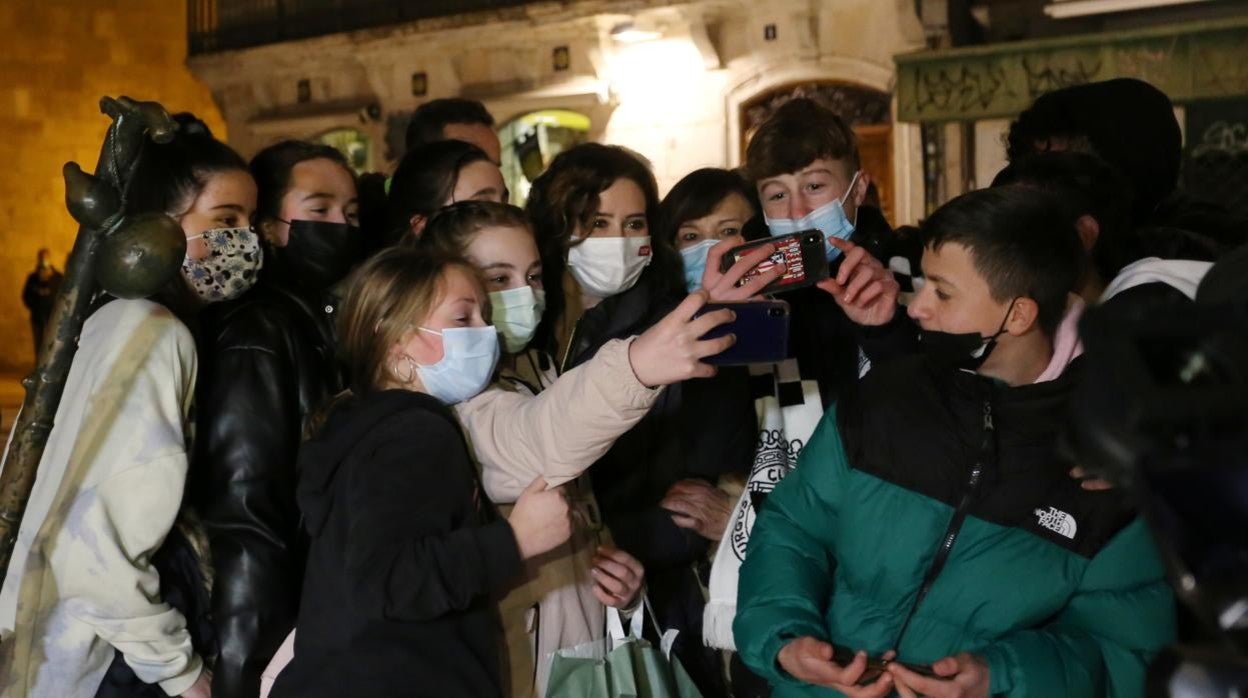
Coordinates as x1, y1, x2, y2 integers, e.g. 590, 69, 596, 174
734, 356, 1175, 697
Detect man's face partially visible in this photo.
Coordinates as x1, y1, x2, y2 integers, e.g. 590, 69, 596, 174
443, 122, 502, 164
755, 158, 863, 222
907, 241, 1012, 337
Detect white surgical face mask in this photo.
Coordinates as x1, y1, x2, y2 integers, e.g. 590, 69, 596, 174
489, 286, 546, 353
764, 170, 860, 261
566, 235, 652, 298
412, 325, 500, 404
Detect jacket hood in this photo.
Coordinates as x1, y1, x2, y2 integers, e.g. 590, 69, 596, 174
1100, 257, 1213, 302
296, 389, 444, 535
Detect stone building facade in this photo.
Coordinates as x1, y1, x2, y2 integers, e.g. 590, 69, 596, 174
0, 0, 225, 372
188, 0, 929, 224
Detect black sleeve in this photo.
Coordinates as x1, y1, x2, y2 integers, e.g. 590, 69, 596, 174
854, 310, 920, 367
21, 274, 36, 310
196, 322, 303, 698
344, 413, 523, 621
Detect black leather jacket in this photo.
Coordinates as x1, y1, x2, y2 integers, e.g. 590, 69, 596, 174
192, 273, 343, 698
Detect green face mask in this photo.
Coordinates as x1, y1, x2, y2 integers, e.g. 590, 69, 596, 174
489, 286, 546, 353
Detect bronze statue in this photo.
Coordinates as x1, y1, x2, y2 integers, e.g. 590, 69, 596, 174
0, 96, 185, 578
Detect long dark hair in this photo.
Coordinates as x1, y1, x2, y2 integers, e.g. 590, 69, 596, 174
125, 113, 248, 218
658, 168, 759, 247
525, 143, 680, 352
386, 139, 493, 245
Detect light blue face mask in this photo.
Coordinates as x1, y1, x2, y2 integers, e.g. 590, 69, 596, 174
414, 325, 500, 404
489, 286, 546, 353
679, 239, 718, 293
764, 170, 861, 261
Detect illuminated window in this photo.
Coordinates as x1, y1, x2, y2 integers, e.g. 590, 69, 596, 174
498, 110, 591, 206
316, 128, 371, 174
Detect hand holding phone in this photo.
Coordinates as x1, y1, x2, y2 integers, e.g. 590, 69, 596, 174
721, 230, 829, 295
693, 300, 789, 365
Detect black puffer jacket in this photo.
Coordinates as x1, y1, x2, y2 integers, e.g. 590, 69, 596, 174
192, 268, 343, 698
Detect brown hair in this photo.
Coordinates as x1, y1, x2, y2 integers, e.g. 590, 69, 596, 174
415, 200, 534, 259
337, 247, 480, 397
744, 98, 860, 183
524, 143, 681, 352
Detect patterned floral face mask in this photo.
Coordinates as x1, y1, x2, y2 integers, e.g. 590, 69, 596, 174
181, 226, 264, 303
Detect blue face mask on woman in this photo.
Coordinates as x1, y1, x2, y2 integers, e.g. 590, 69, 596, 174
412, 325, 500, 404
764, 171, 860, 261
679, 239, 718, 293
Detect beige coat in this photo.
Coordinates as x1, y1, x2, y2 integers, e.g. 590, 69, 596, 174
456, 338, 657, 698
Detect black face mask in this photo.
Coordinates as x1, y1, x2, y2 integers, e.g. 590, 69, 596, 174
918, 299, 1016, 371
275, 219, 363, 290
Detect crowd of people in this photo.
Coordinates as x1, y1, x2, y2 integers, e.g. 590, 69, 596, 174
0, 76, 1240, 698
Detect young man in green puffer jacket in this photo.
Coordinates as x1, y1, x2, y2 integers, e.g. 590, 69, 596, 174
734, 185, 1176, 698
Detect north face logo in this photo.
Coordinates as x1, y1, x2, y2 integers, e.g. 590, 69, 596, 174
1035, 507, 1078, 539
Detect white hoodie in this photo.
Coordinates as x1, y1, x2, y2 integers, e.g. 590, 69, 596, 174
0, 299, 203, 697
1100, 257, 1213, 302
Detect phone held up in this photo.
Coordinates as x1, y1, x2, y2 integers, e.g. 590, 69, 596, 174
721, 229, 829, 295
693, 300, 789, 366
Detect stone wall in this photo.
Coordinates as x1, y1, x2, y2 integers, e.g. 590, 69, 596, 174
191, 0, 926, 215
0, 0, 224, 371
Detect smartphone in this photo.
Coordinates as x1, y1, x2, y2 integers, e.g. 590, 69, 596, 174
831, 645, 946, 686
720, 230, 829, 294
693, 300, 789, 366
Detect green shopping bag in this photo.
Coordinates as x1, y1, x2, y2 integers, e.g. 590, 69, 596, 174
544, 599, 703, 698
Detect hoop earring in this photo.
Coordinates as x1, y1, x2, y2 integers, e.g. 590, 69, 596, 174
390, 354, 417, 384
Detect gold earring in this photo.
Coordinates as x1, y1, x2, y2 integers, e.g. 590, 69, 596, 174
391, 354, 417, 384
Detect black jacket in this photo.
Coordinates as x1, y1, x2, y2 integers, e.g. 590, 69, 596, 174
562, 272, 756, 570
192, 276, 343, 698
271, 390, 522, 698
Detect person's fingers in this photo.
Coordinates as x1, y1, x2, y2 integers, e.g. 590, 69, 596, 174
590, 567, 629, 597
835, 650, 869, 685
893, 678, 921, 698
660, 496, 701, 519
703, 236, 743, 283
843, 269, 878, 305
668, 289, 710, 322
932, 656, 962, 677
686, 307, 735, 339
836, 246, 868, 285
669, 513, 700, 530
827, 236, 858, 256
719, 244, 778, 288
692, 333, 736, 360
888, 663, 954, 697
591, 584, 617, 608
1081, 479, 1114, 491
668, 479, 714, 496
817, 277, 847, 301
847, 672, 894, 698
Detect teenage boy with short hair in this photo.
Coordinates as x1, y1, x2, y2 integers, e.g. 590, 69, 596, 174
734, 185, 1175, 698
404, 97, 501, 163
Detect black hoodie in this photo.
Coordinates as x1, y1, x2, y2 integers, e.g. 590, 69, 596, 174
271, 389, 522, 698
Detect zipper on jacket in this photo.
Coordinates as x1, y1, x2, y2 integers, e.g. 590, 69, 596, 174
891, 393, 995, 651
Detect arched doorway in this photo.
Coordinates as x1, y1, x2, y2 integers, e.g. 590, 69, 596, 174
498, 109, 591, 206
316, 127, 372, 174
740, 82, 894, 222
